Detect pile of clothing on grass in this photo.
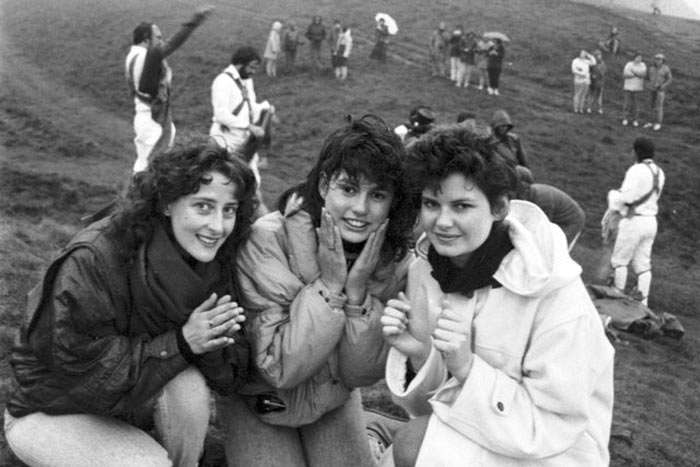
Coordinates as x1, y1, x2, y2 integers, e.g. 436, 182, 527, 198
589, 284, 684, 340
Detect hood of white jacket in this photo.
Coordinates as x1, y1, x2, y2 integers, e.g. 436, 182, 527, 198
416, 200, 581, 297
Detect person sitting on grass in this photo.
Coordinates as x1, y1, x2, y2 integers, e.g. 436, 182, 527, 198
217, 115, 416, 466
5, 143, 257, 466
380, 125, 614, 466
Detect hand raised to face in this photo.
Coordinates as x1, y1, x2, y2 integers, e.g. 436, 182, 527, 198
316, 208, 348, 294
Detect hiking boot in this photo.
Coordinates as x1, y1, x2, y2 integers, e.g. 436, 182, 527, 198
487, 87, 494, 94
653, 123, 661, 131
643, 122, 653, 129
494, 89, 500, 95
632, 120, 639, 127
598, 109, 604, 115
622, 119, 628, 126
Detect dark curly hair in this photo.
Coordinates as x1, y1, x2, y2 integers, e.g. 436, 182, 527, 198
405, 124, 518, 211
110, 143, 258, 265
296, 114, 415, 263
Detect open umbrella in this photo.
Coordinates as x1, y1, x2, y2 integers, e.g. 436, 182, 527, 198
375, 13, 398, 35
483, 31, 510, 42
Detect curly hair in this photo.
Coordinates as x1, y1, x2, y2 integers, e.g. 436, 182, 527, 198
110, 143, 258, 265
405, 124, 518, 210
298, 114, 415, 263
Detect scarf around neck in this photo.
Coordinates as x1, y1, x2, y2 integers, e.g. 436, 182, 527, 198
427, 221, 513, 296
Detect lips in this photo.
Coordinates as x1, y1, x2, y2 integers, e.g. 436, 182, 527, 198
196, 234, 221, 247
433, 232, 461, 243
343, 218, 370, 231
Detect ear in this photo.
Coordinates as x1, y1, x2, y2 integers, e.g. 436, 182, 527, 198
317, 174, 329, 201
492, 195, 509, 221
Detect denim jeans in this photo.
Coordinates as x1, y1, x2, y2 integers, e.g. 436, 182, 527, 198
650, 90, 666, 124
573, 82, 590, 112
4, 366, 210, 467
622, 90, 642, 121
218, 389, 375, 467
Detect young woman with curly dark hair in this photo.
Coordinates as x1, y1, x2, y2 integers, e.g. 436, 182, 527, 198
6, 143, 257, 466
218, 115, 416, 466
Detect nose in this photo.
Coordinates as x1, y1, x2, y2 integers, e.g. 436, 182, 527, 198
351, 192, 369, 216
435, 207, 453, 229
207, 210, 225, 235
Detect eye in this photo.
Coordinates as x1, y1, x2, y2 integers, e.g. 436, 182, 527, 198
421, 198, 438, 209
453, 202, 472, 211
339, 183, 358, 195
223, 205, 239, 217
371, 190, 389, 201
194, 202, 213, 213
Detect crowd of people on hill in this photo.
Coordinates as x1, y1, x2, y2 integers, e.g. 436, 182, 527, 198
573, 26, 672, 131
4, 5, 677, 467
429, 22, 507, 95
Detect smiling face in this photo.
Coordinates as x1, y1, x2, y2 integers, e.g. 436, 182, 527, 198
319, 171, 393, 244
166, 171, 239, 263
421, 172, 507, 267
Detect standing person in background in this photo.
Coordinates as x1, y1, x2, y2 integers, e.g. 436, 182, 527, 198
474, 36, 491, 91
370, 17, 390, 62
381, 125, 614, 466
447, 26, 463, 83
587, 49, 607, 114
282, 21, 304, 73
609, 137, 665, 306
334, 27, 353, 81
489, 109, 528, 168
622, 53, 647, 127
330, 19, 342, 69
644, 53, 672, 131
210, 46, 275, 211
571, 50, 596, 113
263, 21, 283, 78
218, 115, 415, 467
428, 22, 448, 77
456, 32, 477, 88
124, 7, 213, 173
305, 16, 327, 72
486, 38, 505, 95
5, 144, 256, 467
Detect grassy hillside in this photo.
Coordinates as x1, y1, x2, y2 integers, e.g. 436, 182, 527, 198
1, 0, 699, 465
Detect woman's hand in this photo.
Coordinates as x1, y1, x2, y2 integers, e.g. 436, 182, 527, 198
316, 208, 348, 294
432, 299, 474, 383
345, 220, 387, 305
381, 292, 431, 369
182, 293, 246, 354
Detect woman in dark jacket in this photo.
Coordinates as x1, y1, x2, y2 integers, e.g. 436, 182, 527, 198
486, 38, 506, 95
5, 143, 257, 466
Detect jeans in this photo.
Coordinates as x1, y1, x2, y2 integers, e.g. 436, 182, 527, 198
650, 89, 666, 124
309, 42, 323, 70
587, 84, 603, 111
573, 81, 590, 112
133, 108, 175, 173
4, 367, 210, 467
622, 90, 642, 121
217, 389, 375, 467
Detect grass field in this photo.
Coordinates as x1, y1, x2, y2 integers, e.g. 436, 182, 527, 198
1, 0, 699, 465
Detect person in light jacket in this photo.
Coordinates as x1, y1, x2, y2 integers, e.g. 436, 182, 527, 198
263, 21, 283, 77
218, 115, 416, 466
621, 53, 647, 127
571, 50, 596, 113
334, 27, 353, 80
380, 125, 614, 466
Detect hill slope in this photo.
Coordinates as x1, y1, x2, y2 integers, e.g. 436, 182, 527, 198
1, 0, 699, 465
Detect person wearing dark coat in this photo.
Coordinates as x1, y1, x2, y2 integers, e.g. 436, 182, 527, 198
5, 144, 257, 466
489, 109, 528, 168
305, 16, 327, 71
486, 38, 505, 95
515, 166, 586, 249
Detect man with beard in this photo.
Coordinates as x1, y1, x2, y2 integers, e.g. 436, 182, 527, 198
210, 46, 275, 210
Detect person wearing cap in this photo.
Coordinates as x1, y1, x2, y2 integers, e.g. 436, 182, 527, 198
489, 109, 528, 167
515, 166, 586, 250
394, 106, 436, 145
621, 53, 647, 127
608, 137, 665, 306
644, 53, 672, 131
429, 22, 449, 77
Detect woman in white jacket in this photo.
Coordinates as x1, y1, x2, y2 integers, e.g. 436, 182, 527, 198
571, 50, 596, 113
381, 125, 614, 466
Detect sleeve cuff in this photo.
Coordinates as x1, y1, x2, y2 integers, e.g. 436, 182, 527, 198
176, 327, 198, 364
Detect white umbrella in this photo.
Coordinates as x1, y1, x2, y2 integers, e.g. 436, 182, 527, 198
375, 13, 398, 35
483, 31, 510, 42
